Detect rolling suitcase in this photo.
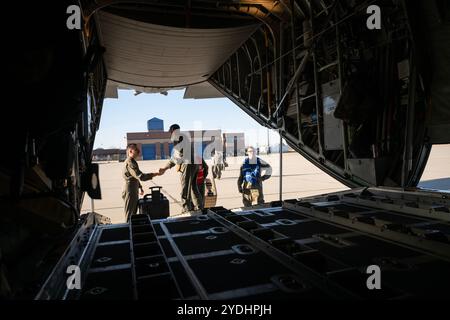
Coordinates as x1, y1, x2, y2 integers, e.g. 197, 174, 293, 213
138, 186, 170, 219
204, 178, 217, 208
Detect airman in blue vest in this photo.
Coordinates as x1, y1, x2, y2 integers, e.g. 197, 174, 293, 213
237, 146, 272, 207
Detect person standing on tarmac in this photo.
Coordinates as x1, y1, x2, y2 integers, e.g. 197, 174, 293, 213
212, 150, 226, 179
122, 143, 158, 222
237, 146, 272, 207
158, 124, 203, 213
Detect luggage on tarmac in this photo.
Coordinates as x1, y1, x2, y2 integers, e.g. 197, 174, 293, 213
204, 178, 217, 208
138, 186, 170, 219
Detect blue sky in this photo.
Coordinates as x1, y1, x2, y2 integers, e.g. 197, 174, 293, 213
94, 89, 282, 149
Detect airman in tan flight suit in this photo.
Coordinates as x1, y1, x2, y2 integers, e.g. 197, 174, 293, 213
158, 124, 203, 213
122, 143, 158, 221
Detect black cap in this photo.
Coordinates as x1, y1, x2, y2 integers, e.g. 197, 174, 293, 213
169, 124, 180, 133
